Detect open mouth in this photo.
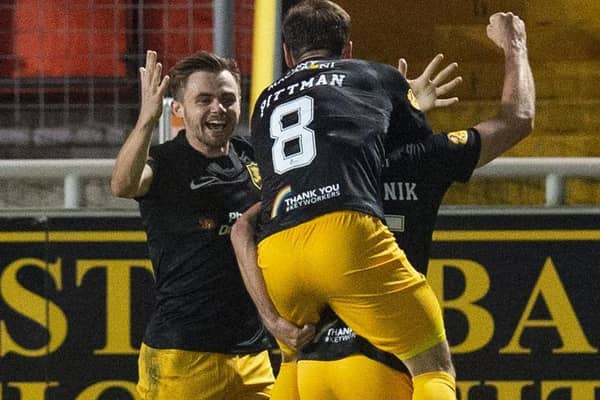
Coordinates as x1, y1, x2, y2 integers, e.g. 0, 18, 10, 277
205, 121, 227, 131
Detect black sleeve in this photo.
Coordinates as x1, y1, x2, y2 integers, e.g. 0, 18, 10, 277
137, 144, 168, 201
371, 62, 433, 148
386, 128, 481, 184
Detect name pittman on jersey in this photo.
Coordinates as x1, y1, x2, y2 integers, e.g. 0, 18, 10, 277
258, 61, 345, 118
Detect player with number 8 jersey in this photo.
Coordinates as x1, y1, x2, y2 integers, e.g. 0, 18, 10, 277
248, 2, 458, 399
251, 57, 432, 240
247, 4, 461, 400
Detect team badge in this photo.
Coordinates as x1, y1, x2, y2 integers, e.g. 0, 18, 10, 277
447, 130, 468, 145
246, 162, 262, 189
407, 88, 421, 111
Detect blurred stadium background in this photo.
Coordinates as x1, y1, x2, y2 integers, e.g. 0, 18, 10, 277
0, 0, 598, 208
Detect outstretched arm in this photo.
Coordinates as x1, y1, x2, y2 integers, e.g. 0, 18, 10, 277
111, 50, 170, 198
474, 12, 535, 167
231, 202, 315, 351
400, 53, 463, 113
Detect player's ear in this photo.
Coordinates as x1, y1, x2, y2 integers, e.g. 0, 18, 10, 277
171, 99, 184, 118
283, 43, 295, 68
342, 40, 353, 59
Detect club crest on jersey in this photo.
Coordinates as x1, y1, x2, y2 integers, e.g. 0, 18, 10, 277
447, 130, 468, 145
246, 162, 262, 189
407, 88, 421, 111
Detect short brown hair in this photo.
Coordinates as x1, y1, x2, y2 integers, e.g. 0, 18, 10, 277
167, 51, 241, 101
282, 0, 351, 61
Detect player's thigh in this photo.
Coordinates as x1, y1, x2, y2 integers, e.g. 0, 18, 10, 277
137, 344, 230, 400
302, 212, 445, 359
330, 278, 447, 360
270, 361, 300, 400
297, 360, 336, 400
305, 211, 422, 295
258, 226, 324, 326
233, 351, 275, 400
298, 356, 413, 400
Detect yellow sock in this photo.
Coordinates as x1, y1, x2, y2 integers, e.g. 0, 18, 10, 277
270, 362, 300, 400
412, 371, 456, 400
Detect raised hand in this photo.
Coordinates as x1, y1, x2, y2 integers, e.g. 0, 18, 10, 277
138, 50, 170, 126
486, 12, 527, 53
399, 53, 463, 112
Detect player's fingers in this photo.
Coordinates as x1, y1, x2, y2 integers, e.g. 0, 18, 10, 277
152, 62, 163, 88
158, 75, 170, 97
434, 97, 460, 108
297, 325, 316, 348
431, 62, 458, 86
489, 12, 502, 25
487, 13, 501, 37
397, 58, 408, 77
436, 76, 462, 96
421, 53, 444, 80
301, 324, 316, 337
145, 50, 157, 78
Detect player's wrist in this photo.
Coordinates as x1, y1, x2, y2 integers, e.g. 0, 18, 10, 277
504, 37, 527, 55
135, 113, 160, 133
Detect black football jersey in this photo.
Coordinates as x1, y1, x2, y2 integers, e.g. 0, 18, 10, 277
383, 128, 481, 272
251, 57, 433, 240
136, 131, 269, 353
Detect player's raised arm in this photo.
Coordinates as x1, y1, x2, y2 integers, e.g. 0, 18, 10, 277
474, 12, 535, 167
111, 50, 170, 198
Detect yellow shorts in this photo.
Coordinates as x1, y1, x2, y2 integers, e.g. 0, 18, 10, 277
137, 343, 274, 400
258, 210, 446, 359
298, 355, 413, 400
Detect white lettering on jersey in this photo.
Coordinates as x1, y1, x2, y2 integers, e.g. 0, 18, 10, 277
216, 211, 243, 236
267, 60, 337, 91
228, 211, 242, 222
259, 73, 347, 118
383, 182, 418, 201
283, 184, 341, 212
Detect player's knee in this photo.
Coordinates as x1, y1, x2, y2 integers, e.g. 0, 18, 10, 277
412, 371, 457, 400
402, 340, 455, 377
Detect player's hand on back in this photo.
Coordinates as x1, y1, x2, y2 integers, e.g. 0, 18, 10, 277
400, 53, 463, 112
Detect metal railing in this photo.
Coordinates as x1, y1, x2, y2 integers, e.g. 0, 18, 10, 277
1, 157, 599, 209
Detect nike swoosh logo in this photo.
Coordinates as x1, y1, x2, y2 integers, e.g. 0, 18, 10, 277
190, 176, 220, 190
